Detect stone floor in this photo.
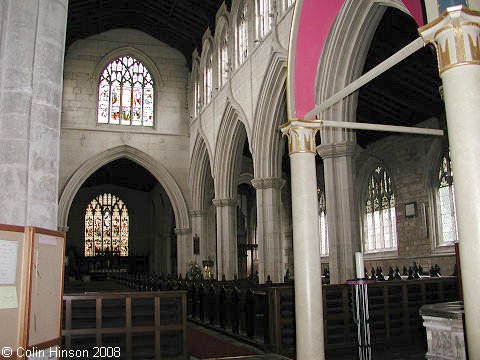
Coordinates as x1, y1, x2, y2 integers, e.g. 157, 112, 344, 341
188, 322, 427, 360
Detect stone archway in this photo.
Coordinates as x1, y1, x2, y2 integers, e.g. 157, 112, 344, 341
58, 145, 191, 274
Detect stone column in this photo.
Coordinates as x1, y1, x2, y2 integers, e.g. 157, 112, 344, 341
252, 177, 285, 283
212, 198, 237, 280
0, 0, 68, 229
420, 7, 480, 359
175, 228, 191, 277
317, 142, 361, 284
281, 122, 325, 359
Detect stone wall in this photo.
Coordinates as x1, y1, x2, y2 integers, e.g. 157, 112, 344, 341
357, 123, 456, 275
59, 29, 190, 210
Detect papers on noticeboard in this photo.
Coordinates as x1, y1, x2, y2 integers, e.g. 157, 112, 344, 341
0, 240, 18, 285
0, 286, 18, 309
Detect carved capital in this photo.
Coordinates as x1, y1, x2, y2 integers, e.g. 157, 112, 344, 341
317, 141, 358, 159
174, 228, 191, 236
280, 121, 318, 154
420, 7, 480, 74
251, 177, 286, 189
212, 198, 236, 207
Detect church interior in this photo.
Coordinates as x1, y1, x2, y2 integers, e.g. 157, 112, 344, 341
1, 0, 479, 359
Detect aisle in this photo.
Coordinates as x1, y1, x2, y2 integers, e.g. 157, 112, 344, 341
187, 323, 290, 360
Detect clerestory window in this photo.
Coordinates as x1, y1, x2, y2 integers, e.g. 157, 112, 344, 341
238, 1, 249, 66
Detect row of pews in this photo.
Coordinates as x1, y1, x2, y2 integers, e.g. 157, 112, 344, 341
61, 265, 459, 359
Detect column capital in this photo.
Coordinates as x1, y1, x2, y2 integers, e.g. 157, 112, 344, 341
189, 209, 208, 217
317, 141, 358, 159
419, 7, 480, 74
280, 119, 318, 154
251, 177, 286, 189
174, 228, 192, 235
212, 198, 236, 207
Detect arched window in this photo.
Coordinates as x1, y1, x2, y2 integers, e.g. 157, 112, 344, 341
238, 1, 249, 66
85, 193, 129, 257
364, 165, 397, 253
256, 0, 272, 39
219, 30, 229, 87
204, 53, 213, 104
437, 153, 457, 245
318, 189, 329, 256
98, 55, 154, 126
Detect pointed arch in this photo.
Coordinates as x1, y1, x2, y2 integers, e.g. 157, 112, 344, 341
189, 134, 214, 210
58, 145, 190, 232
315, 1, 413, 131
214, 102, 251, 198
252, 51, 287, 179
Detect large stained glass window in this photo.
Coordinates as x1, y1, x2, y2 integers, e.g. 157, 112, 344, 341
364, 166, 397, 253
98, 55, 154, 126
437, 153, 457, 245
85, 193, 129, 256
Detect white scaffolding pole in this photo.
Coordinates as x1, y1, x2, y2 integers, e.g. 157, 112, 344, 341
305, 37, 426, 119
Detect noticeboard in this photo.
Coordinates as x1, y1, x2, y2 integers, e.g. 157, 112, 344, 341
0, 225, 65, 357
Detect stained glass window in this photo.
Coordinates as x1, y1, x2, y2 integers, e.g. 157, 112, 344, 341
98, 55, 154, 126
204, 54, 213, 104
437, 153, 457, 245
364, 166, 397, 253
238, 1, 249, 65
318, 189, 329, 256
85, 193, 129, 256
220, 30, 229, 87
256, 0, 272, 39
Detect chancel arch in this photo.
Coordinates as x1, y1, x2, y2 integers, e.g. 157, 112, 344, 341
58, 145, 190, 275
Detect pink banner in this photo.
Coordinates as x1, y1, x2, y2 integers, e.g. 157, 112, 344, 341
288, 0, 425, 120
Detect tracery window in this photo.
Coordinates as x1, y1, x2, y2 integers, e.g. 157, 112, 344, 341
318, 189, 329, 256
98, 55, 154, 126
364, 166, 397, 253
204, 54, 213, 104
437, 153, 457, 245
238, 1, 249, 65
220, 30, 229, 87
256, 0, 272, 39
84, 193, 129, 257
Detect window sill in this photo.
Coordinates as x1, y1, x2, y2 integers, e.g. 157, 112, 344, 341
432, 243, 456, 255
364, 250, 398, 260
